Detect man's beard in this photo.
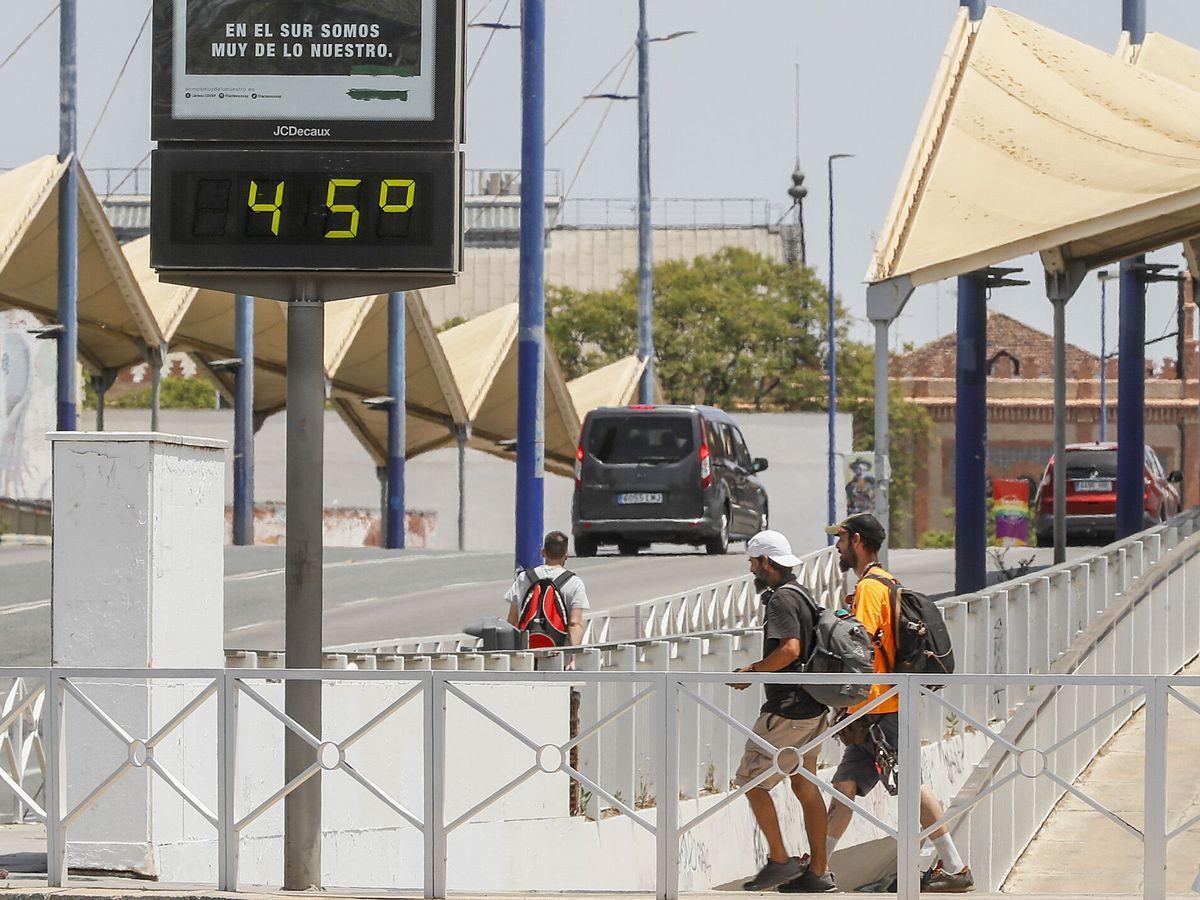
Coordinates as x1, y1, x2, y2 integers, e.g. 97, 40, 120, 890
754, 574, 771, 593
838, 551, 854, 572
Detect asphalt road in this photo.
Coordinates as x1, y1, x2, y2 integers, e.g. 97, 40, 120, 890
0, 541, 1091, 666
0, 543, 750, 665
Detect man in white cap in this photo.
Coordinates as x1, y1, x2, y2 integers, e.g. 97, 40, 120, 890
731, 530, 835, 892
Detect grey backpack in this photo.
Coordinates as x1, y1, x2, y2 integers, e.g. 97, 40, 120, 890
781, 584, 876, 709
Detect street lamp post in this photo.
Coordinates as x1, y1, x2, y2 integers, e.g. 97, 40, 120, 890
1098, 270, 1112, 442
584, 26, 694, 406
826, 153, 853, 536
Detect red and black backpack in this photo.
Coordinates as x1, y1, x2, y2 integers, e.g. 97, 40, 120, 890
516, 568, 575, 648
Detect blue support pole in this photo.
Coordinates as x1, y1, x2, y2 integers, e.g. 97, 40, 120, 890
1122, 0, 1146, 44
56, 0, 78, 431
1117, 257, 1147, 538
636, 0, 654, 405
232, 295, 255, 546
1115, 0, 1146, 540
1100, 275, 1109, 443
516, 0, 546, 568
386, 292, 407, 550
826, 158, 839, 534
955, 274, 988, 593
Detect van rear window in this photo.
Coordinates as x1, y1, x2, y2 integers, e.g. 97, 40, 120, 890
587, 415, 695, 464
1062, 450, 1118, 479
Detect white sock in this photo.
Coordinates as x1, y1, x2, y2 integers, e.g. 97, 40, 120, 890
826, 836, 840, 859
932, 834, 964, 873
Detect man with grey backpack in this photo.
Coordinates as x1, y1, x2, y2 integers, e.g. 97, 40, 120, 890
731, 531, 874, 893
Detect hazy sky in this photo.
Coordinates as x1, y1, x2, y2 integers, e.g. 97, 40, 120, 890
3, 0, 1199, 358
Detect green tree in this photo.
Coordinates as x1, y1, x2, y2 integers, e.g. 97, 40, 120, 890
83, 376, 219, 410
546, 247, 935, 540
547, 247, 834, 408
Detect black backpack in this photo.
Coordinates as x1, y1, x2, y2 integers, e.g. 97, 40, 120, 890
516, 569, 575, 649
863, 573, 955, 683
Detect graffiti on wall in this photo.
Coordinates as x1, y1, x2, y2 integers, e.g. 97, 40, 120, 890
0, 311, 55, 501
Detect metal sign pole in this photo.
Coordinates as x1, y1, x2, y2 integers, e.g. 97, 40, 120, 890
283, 299, 324, 890
57, 0, 78, 432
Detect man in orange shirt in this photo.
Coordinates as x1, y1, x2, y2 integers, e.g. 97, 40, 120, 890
820, 514, 973, 893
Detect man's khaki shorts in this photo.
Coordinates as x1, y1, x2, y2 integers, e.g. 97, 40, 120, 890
735, 711, 828, 791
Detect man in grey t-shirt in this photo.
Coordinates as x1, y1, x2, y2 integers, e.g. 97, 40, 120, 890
504, 531, 590, 646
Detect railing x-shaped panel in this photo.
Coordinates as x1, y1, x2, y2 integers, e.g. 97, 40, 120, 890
230, 678, 426, 836
439, 678, 658, 836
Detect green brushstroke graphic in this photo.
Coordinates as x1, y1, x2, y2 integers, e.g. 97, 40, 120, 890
351, 65, 416, 77
347, 89, 409, 102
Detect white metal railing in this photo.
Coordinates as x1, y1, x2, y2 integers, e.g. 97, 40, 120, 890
6, 666, 1199, 899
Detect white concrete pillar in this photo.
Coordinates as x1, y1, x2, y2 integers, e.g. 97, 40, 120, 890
50, 433, 226, 879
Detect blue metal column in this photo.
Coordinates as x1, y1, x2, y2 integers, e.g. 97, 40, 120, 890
232, 295, 255, 546
1115, 0, 1146, 540
954, 0, 987, 593
826, 158, 839, 534
386, 292, 407, 550
955, 274, 988, 592
636, 0, 654, 405
515, 0, 546, 568
56, 0, 78, 431
1117, 257, 1147, 538
1099, 273, 1110, 442
1122, 0, 1146, 44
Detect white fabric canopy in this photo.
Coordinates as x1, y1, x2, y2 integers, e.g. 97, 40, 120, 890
868, 7, 1200, 290
0, 158, 162, 371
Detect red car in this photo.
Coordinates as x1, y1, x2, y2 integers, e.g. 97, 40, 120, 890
1034, 442, 1183, 546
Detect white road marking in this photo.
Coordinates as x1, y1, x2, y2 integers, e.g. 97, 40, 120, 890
224, 552, 483, 582
0, 599, 50, 617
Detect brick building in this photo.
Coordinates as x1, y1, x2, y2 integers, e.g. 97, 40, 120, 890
893, 309, 1199, 545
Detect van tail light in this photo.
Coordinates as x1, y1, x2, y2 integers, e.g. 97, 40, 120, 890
574, 444, 584, 489
699, 441, 713, 490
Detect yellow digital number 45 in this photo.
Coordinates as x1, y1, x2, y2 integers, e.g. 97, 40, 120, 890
326, 179, 362, 239
248, 180, 285, 236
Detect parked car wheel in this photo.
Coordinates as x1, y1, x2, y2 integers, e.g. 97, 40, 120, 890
705, 508, 730, 555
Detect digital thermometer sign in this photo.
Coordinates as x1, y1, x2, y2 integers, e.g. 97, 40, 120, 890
151, 147, 461, 299
149, 0, 464, 300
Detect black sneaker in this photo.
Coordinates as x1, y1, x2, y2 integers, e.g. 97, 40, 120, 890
743, 857, 806, 891
778, 867, 838, 893
921, 863, 974, 893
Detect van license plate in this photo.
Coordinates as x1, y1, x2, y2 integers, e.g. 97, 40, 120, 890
1076, 479, 1113, 492
617, 492, 663, 505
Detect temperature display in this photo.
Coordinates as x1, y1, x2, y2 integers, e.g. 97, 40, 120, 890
152, 147, 460, 280
181, 172, 432, 246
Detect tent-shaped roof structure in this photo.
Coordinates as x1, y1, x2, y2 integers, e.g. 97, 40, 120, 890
0, 157, 162, 371
126, 235, 385, 418
567, 355, 666, 420
1126, 32, 1200, 278
329, 293, 468, 462
434, 303, 581, 475
868, 7, 1200, 294
335, 303, 580, 472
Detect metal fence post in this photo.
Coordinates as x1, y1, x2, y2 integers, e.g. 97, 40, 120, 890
218, 672, 240, 891
1142, 677, 1167, 900
656, 673, 679, 900
424, 672, 446, 899
44, 673, 66, 886
897, 676, 921, 900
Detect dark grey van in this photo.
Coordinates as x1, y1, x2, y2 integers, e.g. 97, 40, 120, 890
571, 405, 769, 556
